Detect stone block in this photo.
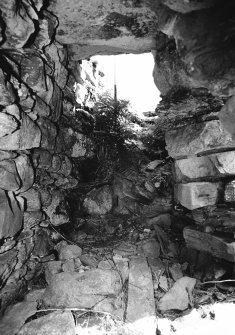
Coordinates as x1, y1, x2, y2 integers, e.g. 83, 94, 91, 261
175, 182, 218, 210
166, 120, 235, 159
21, 188, 41, 212
175, 151, 235, 181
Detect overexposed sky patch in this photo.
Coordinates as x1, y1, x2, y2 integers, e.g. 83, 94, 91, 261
91, 53, 161, 116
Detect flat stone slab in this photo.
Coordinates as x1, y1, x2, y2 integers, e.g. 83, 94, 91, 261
175, 182, 219, 210
126, 257, 156, 334
166, 120, 235, 159
183, 227, 235, 262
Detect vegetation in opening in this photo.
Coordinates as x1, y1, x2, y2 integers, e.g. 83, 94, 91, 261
90, 92, 140, 179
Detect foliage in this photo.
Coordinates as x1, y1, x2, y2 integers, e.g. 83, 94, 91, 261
91, 93, 138, 178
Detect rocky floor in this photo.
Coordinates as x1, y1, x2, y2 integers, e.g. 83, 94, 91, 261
1, 213, 235, 335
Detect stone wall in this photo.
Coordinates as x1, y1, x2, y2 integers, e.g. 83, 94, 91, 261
0, 0, 102, 313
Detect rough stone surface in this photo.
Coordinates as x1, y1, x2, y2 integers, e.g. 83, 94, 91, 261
17, 311, 76, 335
184, 227, 235, 262
0, 301, 37, 335
166, 121, 235, 159
139, 239, 161, 259
83, 185, 113, 215
44, 191, 69, 226
158, 276, 196, 311
175, 151, 235, 181
175, 182, 219, 210
42, 269, 121, 308
126, 257, 156, 333
48, 0, 158, 58
56, 241, 82, 260
15, 155, 34, 192
0, 113, 41, 151
0, 160, 20, 191
0, 190, 23, 239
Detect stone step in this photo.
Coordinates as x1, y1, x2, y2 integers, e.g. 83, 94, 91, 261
183, 227, 235, 262
125, 257, 156, 335
165, 120, 235, 159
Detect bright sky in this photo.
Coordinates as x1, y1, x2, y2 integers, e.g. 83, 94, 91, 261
91, 53, 161, 116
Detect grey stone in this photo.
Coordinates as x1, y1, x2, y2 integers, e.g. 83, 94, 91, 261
169, 263, 183, 281
166, 121, 235, 159
98, 259, 114, 270
158, 276, 196, 311
56, 241, 82, 260
0, 112, 18, 137
175, 182, 219, 210
37, 117, 57, 151
0, 150, 17, 162
45, 261, 63, 284
23, 210, 45, 229
15, 154, 34, 192
0, 159, 20, 191
83, 185, 113, 215
0, 69, 15, 106
126, 257, 156, 333
224, 180, 235, 202
175, 151, 235, 181
17, 311, 76, 335
80, 254, 99, 268
42, 269, 121, 308
140, 239, 161, 259
62, 259, 75, 272
113, 242, 137, 257
0, 113, 41, 151
44, 191, 69, 226
21, 188, 41, 211
32, 148, 52, 170
146, 160, 163, 171
0, 190, 23, 239
0, 301, 37, 335
0, 249, 18, 288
